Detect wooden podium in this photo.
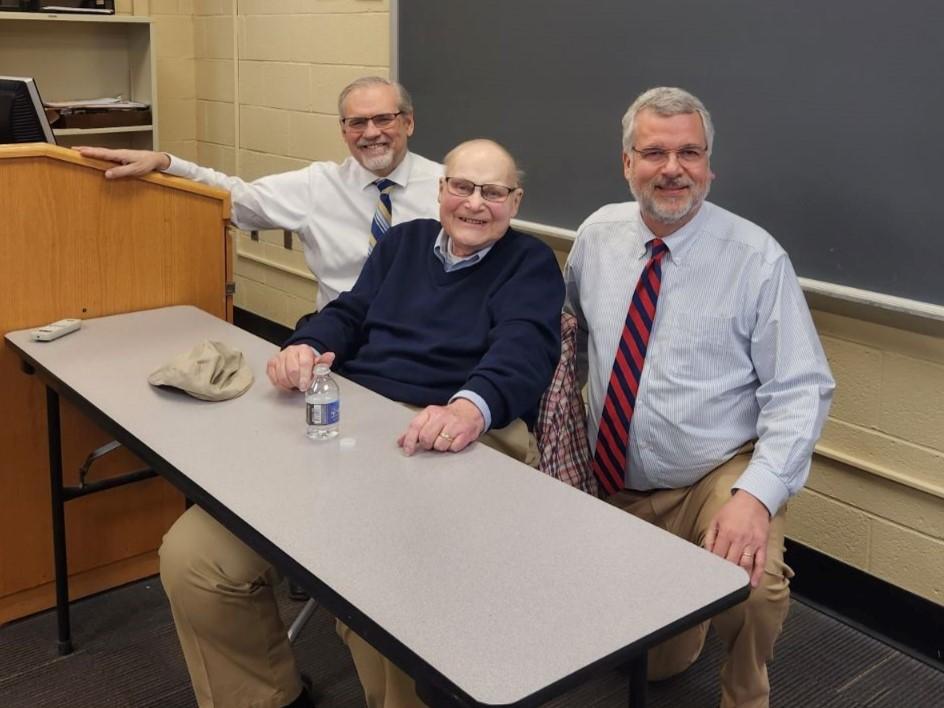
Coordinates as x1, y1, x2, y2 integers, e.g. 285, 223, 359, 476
0, 144, 232, 622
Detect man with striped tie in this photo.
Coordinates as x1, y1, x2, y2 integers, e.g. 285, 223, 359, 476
564, 87, 835, 708
77, 76, 442, 313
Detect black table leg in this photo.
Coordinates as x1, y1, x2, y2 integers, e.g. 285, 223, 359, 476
46, 387, 72, 656
628, 652, 647, 707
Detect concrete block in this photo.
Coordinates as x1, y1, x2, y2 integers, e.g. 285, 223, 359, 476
240, 15, 296, 61
290, 14, 390, 66
195, 15, 234, 59
196, 59, 235, 102
238, 278, 283, 322
284, 293, 318, 328
157, 58, 196, 101
870, 518, 944, 604
820, 336, 882, 428
237, 150, 309, 182
310, 64, 389, 115
263, 242, 310, 272
266, 266, 317, 301
158, 98, 197, 143
786, 488, 870, 570
149, 0, 185, 13
236, 232, 266, 261
262, 63, 313, 112
818, 419, 944, 492
196, 100, 235, 145
239, 0, 388, 14
880, 353, 944, 451
256, 229, 283, 247
194, 0, 230, 15
239, 106, 290, 155
807, 457, 944, 539
811, 310, 944, 366
234, 253, 269, 282
153, 15, 195, 59
237, 61, 267, 108
160, 139, 197, 162
196, 142, 235, 173
287, 111, 347, 162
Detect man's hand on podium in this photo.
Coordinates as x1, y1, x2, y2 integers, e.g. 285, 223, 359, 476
74, 146, 171, 179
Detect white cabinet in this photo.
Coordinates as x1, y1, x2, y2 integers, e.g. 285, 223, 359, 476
0, 12, 157, 149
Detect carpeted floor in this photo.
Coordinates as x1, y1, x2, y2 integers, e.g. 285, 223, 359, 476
1, 578, 942, 707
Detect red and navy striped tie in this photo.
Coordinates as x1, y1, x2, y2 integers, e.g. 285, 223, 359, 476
592, 238, 669, 495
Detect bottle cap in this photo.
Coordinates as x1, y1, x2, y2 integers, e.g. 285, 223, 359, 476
339, 437, 356, 449
313, 363, 331, 376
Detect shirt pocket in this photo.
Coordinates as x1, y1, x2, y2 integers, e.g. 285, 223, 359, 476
665, 311, 739, 380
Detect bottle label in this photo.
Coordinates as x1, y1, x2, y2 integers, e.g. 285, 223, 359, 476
307, 400, 339, 425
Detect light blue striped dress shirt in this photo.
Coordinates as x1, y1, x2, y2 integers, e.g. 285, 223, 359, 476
565, 201, 835, 515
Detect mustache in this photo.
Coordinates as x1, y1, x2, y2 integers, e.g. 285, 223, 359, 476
657, 177, 693, 189
357, 138, 390, 147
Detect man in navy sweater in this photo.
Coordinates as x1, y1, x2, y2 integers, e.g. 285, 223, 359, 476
269, 138, 563, 460
160, 139, 564, 708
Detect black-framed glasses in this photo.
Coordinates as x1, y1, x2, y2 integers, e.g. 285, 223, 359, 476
444, 177, 519, 203
339, 112, 404, 131
631, 145, 708, 165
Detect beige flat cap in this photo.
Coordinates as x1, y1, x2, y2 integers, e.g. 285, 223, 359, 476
148, 339, 254, 402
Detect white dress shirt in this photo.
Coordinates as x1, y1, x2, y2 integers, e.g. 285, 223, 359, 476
165, 152, 443, 311
565, 201, 835, 515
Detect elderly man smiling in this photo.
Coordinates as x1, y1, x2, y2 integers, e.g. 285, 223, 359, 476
159, 139, 564, 708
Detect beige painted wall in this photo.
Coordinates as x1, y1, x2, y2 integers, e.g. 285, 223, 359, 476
193, 0, 390, 328
128, 0, 943, 606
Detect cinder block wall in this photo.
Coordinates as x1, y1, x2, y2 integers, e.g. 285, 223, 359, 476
118, 0, 198, 158
792, 308, 944, 604
127, 0, 944, 606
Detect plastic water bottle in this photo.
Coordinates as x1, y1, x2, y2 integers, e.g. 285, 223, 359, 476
305, 364, 339, 440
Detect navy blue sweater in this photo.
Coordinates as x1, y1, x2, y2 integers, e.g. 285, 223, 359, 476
284, 219, 564, 429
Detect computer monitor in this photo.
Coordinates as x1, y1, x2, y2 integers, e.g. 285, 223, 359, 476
0, 76, 56, 145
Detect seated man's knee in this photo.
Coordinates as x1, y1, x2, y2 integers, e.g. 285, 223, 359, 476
159, 507, 206, 597
646, 623, 708, 681
159, 506, 258, 597
742, 564, 791, 627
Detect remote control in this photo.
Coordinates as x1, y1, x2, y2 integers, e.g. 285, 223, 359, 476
31, 318, 82, 342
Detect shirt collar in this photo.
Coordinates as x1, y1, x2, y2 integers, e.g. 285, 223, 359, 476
635, 201, 710, 265
433, 228, 494, 270
358, 151, 414, 191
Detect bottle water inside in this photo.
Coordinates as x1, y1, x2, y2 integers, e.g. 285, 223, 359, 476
306, 364, 340, 440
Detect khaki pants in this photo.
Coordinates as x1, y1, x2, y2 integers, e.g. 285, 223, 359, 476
159, 419, 536, 708
606, 451, 793, 708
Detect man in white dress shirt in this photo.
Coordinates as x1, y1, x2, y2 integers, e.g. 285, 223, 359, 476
77, 76, 442, 311
565, 87, 835, 708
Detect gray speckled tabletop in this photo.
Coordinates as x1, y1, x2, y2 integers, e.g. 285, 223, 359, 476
6, 305, 748, 707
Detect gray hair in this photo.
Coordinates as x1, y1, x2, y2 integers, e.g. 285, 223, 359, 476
337, 76, 414, 116
621, 87, 714, 155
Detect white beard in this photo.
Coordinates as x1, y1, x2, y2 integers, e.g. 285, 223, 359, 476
359, 144, 394, 173
632, 178, 710, 226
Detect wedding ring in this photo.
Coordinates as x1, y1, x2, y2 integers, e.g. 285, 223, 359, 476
438, 431, 454, 441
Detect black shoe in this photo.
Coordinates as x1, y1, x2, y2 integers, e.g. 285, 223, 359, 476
288, 579, 310, 602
